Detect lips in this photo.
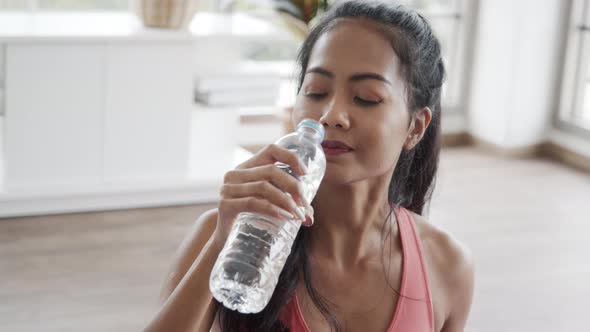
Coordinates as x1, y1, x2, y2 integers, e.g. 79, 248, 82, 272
321, 140, 353, 156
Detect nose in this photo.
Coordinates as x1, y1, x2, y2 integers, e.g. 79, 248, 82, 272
319, 97, 350, 130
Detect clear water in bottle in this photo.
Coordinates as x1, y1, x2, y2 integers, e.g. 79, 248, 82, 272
210, 119, 326, 313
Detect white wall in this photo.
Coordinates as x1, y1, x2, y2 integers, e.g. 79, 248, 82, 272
468, 0, 569, 148
0, 44, 4, 116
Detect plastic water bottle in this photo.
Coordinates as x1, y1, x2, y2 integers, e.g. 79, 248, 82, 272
209, 118, 326, 314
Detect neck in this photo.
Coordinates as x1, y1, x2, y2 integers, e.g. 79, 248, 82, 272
309, 173, 396, 269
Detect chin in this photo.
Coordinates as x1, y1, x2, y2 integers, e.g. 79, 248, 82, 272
320, 166, 359, 185
320, 161, 394, 187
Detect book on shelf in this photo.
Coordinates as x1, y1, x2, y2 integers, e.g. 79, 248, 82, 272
193, 104, 282, 120
195, 87, 279, 107
194, 61, 290, 92
195, 75, 281, 93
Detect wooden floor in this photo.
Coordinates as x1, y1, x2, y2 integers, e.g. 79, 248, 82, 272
1, 147, 589, 332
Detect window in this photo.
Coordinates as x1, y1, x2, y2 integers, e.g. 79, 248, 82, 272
401, 0, 473, 112
559, 0, 590, 133
0, 0, 129, 11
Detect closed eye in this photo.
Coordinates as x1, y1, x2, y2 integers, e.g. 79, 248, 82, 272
354, 96, 383, 106
304, 92, 328, 100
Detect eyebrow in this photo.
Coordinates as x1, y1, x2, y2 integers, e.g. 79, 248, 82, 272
306, 66, 392, 85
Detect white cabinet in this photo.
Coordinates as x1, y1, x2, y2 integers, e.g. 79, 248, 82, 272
0, 41, 238, 216
4, 42, 196, 191
103, 43, 193, 183
5, 44, 105, 190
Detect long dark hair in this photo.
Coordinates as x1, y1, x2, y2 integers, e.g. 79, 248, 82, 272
216, 1, 445, 331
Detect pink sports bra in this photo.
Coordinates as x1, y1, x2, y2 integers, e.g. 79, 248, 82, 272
279, 206, 435, 331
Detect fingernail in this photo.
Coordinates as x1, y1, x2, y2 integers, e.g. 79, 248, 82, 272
304, 215, 314, 227
302, 196, 310, 207
294, 206, 306, 221
278, 208, 295, 220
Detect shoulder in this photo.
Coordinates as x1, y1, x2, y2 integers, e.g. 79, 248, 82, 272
196, 208, 219, 232
181, 208, 218, 247
409, 211, 474, 282
408, 211, 475, 326
171, 206, 219, 260
182, 208, 219, 255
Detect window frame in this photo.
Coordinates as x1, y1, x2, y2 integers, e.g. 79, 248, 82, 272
556, 0, 590, 138
409, 0, 476, 115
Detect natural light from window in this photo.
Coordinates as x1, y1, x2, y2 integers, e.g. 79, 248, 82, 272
560, 0, 590, 131
400, 0, 467, 111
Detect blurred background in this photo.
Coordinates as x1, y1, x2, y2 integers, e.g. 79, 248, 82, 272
0, 0, 588, 331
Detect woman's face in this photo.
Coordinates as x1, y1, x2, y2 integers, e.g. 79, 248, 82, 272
292, 19, 412, 185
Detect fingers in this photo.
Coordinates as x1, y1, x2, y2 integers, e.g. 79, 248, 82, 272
237, 144, 308, 177
219, 197, 298, 222
218, 143, 314, 233
220, 181, 306, 221
224, 164, 307, 206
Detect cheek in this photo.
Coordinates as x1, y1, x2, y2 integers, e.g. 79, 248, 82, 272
357, 113, 409, 170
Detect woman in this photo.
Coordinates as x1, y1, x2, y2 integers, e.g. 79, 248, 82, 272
145, 1, 474, 331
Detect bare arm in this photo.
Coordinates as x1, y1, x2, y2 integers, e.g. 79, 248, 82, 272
144, 144, 311, 332
411, 212, 475, 332
440, 238, 475, 332
144, 209, 222, 332
159, 209, 218, 303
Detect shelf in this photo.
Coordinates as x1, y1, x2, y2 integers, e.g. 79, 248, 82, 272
0, 11, 298, 43
0, 147, 253, 218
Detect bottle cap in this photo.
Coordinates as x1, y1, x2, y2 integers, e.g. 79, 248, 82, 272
297, 118, 325, 141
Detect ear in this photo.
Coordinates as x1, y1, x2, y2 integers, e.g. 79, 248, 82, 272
403, 107, 432, 150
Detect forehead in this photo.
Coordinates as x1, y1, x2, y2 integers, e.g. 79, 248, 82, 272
307, 19, 402, 81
